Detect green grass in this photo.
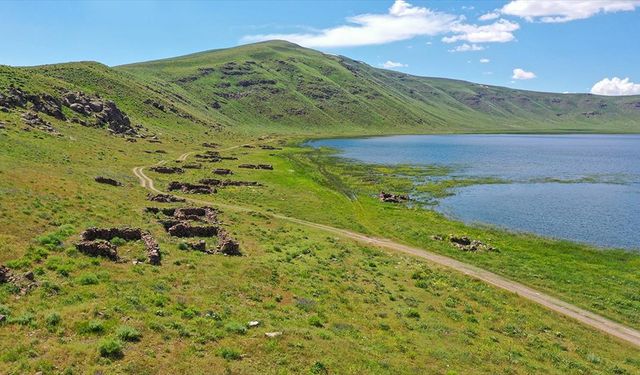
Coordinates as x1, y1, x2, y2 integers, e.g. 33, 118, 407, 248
0, 40, 639, 374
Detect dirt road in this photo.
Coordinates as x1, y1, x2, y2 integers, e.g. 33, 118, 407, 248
132, 148, 640, 349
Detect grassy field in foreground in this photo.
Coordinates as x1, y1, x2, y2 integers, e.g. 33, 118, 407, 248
0, 121, 639, 373
152, 141, 640, 332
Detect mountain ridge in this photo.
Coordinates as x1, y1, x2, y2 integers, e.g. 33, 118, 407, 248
2, 40, 639, 135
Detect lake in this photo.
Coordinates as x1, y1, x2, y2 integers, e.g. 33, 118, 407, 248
308, 134, 640, 250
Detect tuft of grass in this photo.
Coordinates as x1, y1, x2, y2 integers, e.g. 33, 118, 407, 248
98, 338, 123, 359
116, 326, 142, 342
77, 320, 104, 335
76, 272, 99, 285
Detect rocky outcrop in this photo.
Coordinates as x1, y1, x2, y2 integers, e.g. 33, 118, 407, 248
150, 166, 184, 174
147, 193, 185, 203
167, 181, 215, 194
21, 111, 58, 133
378, 191, 408, 203
212, 168, 233, 175
238, 164, 273, 170
0, 87, 65, 120
63, 91, 137, 136
95, 176, 123, 186
202, 142, 219, 148
76, 240, 119, 260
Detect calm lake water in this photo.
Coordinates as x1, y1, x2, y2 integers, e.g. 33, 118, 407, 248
308, 134, 640, 250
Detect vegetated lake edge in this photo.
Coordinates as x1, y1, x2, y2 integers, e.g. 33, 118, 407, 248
302, 132, 640, 251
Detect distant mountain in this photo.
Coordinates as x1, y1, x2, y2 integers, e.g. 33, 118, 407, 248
2, 40, 639, 135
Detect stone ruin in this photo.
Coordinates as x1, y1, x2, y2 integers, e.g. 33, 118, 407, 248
147, 193, 185, 203
167, 181, 216, 194
378, 191, 409, 203
145, 206, 241, 256
199, 178, 261, 187
238, 164, 273, 170
432, 234, 498, 252
75, 227, 162, 265
260, 145, 282, 150
150, 166, 184, 174
195, 150, 222, 163
212, 168, 233, 175
95, 176, 123, 186
0, 265, 37, 295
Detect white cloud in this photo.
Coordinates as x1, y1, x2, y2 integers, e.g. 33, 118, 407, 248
381, 60, 408, 69
590, 77, 640, 96
500, 0, 640, 23
479, 58, 490, 63
442, 19, 519, 44
512, 68, 536, 80
449, 43, 484, 52
242, 0, 519, 48
479, 12, 500, 21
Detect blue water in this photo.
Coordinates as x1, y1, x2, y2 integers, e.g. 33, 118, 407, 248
308, 134, 640, 250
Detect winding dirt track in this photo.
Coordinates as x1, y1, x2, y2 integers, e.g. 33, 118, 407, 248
132, 147, 640, 349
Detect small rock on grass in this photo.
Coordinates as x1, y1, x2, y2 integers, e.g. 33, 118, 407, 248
265, 331, 282, 338
248, 321, 260, 328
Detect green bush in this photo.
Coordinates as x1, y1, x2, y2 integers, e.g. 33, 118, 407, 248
217, 347, 242, 361
406, 309, 421, 319
45, 312, 62, 329
178, 242, 189, 250
76, 273, 99, 285
98, 338, 123, 359
116, 326, 141, 342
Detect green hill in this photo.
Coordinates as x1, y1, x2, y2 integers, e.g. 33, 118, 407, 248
118, 40, 640, 133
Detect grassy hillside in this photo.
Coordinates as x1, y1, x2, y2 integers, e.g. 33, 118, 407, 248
120, 40, 640, 133
0, 41, 639, 373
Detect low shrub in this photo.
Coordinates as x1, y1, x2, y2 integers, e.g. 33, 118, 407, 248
116, 326, 142, 342
217, 347, 242, 361
98, 338, 123, 359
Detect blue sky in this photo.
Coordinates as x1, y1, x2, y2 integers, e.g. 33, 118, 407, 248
1, 0, 639, 95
